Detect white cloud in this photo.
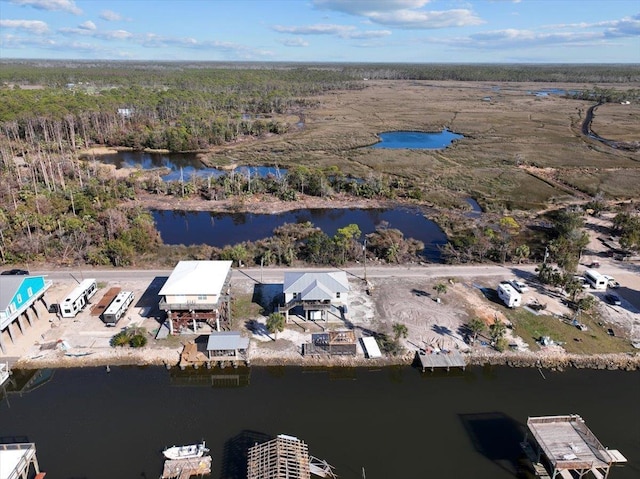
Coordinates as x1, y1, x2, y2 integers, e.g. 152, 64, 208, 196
10, 0, 81, 15
279, 37, 309, 47
273, 23, 352, 36
347, 29, 391, 39
314, 0, 431, 15
428, 28, 608, 50
273, 23, 391, 39
78, 20, 96, 31
0, 19, 49, 34
368, 9, 483, 29
313, 0, 482, 29
100, 9, 123, 22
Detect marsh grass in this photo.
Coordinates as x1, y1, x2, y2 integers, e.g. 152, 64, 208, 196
206, 80, 639, 209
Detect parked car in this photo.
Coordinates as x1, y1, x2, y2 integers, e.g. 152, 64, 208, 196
510, 280, 529, 293
1, 268, 29, 275
605, 293, 621, 306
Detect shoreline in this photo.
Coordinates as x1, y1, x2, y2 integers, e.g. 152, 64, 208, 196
12, 349, 640, 371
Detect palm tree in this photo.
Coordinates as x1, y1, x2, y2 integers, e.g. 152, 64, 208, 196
468, 318, 486, 342
392, 322, 408, 341
489, 321, 507, 343
266, 313, 285, 340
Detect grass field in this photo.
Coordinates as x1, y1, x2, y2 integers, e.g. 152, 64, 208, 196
508, 308, 635, 354
204, 80, 640, 210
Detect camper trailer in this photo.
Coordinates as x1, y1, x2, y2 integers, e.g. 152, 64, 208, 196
584, 269, 607, 290
102, 291, 134, 326
497, 282, 521, 308
60, 279, 98, 318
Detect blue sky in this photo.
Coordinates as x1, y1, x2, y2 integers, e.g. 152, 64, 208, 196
0, 0, 638, 63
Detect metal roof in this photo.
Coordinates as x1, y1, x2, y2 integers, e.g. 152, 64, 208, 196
206, 331, 249, 351
159, 260, 232, 296
0, 277, 25, 311
283, 271, 349, 295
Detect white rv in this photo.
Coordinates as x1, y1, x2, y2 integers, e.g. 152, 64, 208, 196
584, 269, 607, 290
102, 291, 134, 326
60, 279, 98, 318
497, 282, 522, 308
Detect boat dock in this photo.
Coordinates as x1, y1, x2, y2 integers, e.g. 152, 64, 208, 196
161, 456, 212, 479
522, 415, 627, 479
415, 350, 466, 372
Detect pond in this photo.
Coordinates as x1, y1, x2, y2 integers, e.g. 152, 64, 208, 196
86, 151, 286, 182
1, 366, 637, 479
465, 197, 483, 218
151, 207, 447, 261
370, 129, 464, 149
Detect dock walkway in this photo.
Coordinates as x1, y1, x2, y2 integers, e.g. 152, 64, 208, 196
416, 350, 466, 371
161, 456, 212, 479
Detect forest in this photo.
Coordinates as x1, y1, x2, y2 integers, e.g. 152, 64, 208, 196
1, 62, 638, 268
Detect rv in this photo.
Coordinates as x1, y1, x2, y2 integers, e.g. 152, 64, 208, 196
584, 269, 607, 290
497, 282, 521, 308
60, 279, 98, 318
102, 291, 134, 326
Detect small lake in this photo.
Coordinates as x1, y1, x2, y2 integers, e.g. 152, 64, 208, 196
152, 207, 447, 261
88, 151, 286, 182
371, 130, 464, 149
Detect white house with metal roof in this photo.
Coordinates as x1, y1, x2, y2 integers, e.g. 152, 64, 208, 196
280, 271, 349, 322
159, 260, 232, 334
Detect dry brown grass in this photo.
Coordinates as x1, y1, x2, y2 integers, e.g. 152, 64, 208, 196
202, 80, 640, 208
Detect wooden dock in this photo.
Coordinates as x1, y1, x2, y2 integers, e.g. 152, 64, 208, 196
416, 350, 466, 372
161, 455, 212, 479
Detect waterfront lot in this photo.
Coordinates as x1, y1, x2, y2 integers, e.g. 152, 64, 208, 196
2, 259, 638, 368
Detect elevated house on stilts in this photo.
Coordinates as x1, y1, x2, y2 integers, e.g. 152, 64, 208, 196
159, 261, 232, 334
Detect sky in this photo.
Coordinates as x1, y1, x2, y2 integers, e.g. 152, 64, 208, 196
0, 0, 639, 63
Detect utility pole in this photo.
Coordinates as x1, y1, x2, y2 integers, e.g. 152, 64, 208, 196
363, 239, 368, 284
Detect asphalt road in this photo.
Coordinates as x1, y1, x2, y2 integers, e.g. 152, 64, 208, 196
31, 263, 539, 285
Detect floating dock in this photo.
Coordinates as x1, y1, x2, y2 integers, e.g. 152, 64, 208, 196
415, 350, 466, 371
161, 455, 212, 479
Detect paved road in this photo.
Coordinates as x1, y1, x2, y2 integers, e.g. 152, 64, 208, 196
32, 263, 539, 285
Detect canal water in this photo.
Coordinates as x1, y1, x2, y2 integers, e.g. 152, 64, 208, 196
151, 207, 448, 261
1, 366, 638, 479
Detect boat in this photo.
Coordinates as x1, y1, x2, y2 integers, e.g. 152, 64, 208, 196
162, 440, 209, 460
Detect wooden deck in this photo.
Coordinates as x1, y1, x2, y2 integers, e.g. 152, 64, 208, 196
161, 456, 212, 479
416, 350, 466, 371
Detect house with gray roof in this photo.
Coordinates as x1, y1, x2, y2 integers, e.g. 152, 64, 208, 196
279, 271, 349, 322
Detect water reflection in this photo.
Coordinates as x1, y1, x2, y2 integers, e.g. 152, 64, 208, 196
86, 151, 286, 182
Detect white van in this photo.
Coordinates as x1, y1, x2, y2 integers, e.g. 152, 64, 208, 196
498, 282, 521, 308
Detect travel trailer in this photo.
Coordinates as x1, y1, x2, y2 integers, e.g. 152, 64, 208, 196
497, 282, 521, 308
102, 291, 135, 326
60, 279, 97, 318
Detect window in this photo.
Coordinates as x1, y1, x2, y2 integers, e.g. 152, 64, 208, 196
16, 294, 22, 304
336, 292, 341, 299
27, 287, 33, 297
198, 295, 207, 300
